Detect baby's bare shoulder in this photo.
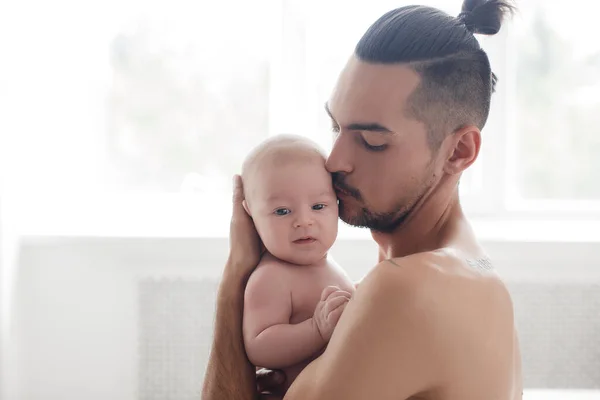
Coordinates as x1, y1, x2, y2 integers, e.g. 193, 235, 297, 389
245, 258, 295, 300
322, 259, 355, 291
251, 257, 292, 279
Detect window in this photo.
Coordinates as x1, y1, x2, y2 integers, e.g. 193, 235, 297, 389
1, 0, 277, 236
506, 0, 600, 214
3, 0, 276, 192
1, 0, 598, 238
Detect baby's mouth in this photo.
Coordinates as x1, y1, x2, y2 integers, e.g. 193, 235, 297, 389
293, 236, 316, 244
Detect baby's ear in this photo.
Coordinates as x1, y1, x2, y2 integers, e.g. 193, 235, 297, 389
242, 199, 251, 216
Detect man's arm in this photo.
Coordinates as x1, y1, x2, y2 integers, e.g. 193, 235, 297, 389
202, 174, 265, 400
285, 256, 445, 400
244, 265, 326, 369
201, 268, 257, 400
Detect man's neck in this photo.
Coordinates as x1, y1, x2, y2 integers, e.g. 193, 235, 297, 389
372, 183, 464, 259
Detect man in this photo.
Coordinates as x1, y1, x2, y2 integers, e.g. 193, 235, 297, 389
202, 0, 522, 399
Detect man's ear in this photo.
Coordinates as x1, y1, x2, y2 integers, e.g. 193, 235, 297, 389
242, 199, 251, 216
443, 126, 481, 175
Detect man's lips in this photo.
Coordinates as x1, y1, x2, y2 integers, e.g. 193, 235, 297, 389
334, 185, 353, 197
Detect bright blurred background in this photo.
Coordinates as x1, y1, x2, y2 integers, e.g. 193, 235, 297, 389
0, 0, 599, 399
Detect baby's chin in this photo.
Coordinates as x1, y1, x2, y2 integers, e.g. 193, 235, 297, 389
272, 246, 329, 266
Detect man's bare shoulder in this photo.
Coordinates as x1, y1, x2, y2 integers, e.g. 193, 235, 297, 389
286, 253, 454, 399
287, 250, 519, 399
357, 249, 515, 341
370, 249, 510, 297
354, 251, 449, 304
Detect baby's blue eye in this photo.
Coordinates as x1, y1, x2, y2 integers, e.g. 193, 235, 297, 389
313, 204, 325, 211
275, 208, 290, 216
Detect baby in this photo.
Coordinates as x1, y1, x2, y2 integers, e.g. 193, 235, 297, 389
241, 134, 355, 390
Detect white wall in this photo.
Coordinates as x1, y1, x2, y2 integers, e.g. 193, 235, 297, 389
5, 235, 600, 399
1, 201, 21, 400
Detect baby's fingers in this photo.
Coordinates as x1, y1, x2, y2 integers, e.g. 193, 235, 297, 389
324, 295, 350, 317
326, 302, 348, 325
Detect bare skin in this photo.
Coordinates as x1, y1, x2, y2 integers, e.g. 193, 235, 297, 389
244, 254, 354, 390
281, 59, 522, 400
203, 51, 522, 400
241, 137, 355, 390
285, 211, 523, 400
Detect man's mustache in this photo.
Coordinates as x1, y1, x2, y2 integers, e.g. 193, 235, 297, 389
332, 173, 362, 201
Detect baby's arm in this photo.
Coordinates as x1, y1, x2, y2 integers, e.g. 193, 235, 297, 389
243, 263, 325, 369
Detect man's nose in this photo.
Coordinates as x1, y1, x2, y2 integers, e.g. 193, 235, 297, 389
325, 132, 353, 174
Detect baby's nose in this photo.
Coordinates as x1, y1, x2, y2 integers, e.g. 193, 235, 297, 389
293, 211, 314, 228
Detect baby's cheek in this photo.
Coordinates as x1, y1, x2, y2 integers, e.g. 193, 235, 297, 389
325, 212, 339, 239
253, 219, 269, 242
259, 221, 291, 255
260, 229, 280, 252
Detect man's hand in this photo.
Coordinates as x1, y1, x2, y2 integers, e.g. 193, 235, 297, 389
256, 368, 287, 399
225, 175, 265, 283
202, 177, 263, 400
313, 286, 352, 342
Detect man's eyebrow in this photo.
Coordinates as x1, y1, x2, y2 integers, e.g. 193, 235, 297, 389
324, 102, 393, 134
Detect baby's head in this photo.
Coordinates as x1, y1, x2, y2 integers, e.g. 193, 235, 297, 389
242, 134, 338, 265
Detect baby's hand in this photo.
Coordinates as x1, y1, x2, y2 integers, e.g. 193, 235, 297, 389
313, 285, 352, 342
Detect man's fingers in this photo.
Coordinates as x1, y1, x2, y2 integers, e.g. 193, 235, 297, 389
259, 395, 284, 400
256, 368, 286, 393
320, 285, 341, 301
232, 174, 244, 204
231, 174, 252, 223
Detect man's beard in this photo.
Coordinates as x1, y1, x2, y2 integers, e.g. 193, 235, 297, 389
338, 198, 412, 234
333, 172, 430, 234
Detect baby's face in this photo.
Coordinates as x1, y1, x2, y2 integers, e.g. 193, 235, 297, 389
249, 160, 338, 265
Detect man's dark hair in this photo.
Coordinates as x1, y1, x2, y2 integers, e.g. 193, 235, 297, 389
355, 0, 515, 148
